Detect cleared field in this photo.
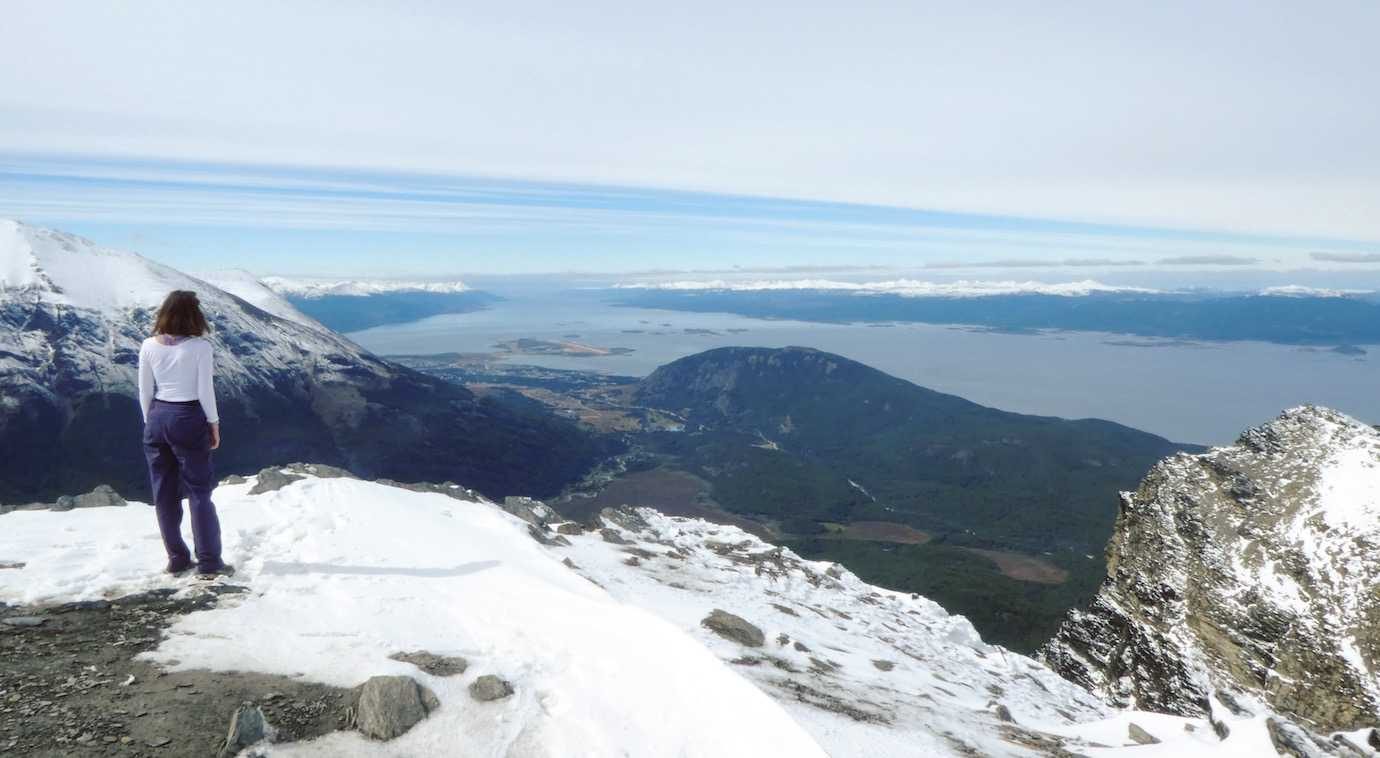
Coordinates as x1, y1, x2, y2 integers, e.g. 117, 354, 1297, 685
827, 520, 932, 544
560, 468, 772, 539
960, 547, 1069, 585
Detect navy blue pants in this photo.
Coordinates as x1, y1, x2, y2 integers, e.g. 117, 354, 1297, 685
143, 400, 222, 572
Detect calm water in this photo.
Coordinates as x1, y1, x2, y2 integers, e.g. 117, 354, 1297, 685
349, 290, 1379, 445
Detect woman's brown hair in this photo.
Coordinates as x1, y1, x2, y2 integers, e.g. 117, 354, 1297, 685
153, 290, 210, 336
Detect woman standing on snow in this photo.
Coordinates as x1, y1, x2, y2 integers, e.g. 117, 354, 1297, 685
138, 290, 231, 578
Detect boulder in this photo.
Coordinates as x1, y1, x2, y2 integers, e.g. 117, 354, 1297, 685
389, 651, 469, 677
249, 468, 305, 495
701, 609, 765, 647
219, 474, 248, 486
555, 522, 585, 535
501, 496, 558, 527
871, 659, 895, 672
992, 703, 1014, 723
50, 485, 126, 512
599, 528, 630, 545
528, 525, 571, 547
1127, 722, 1159, 745
354, 676, 440, 741
599, 506, 648, 532
469, 675, 515, 702
220, 703, 270, 757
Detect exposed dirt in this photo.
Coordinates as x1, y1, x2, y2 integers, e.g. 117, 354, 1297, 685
0, 587, 351, 757
960, 548, 1070, 585
832, 521, 932, 545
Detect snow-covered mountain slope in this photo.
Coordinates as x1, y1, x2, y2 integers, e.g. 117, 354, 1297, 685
1041, 406, 1380, 744
261, 276, 470, 298
196, 268, 325, 329
0, 220, 602, 502
0, 467, 1333, 756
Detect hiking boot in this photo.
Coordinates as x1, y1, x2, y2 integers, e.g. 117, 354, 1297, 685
196, 563, 236, 579
165, 559, 194, 576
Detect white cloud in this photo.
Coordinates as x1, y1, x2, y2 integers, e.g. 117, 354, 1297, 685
2, 1, 1378, 240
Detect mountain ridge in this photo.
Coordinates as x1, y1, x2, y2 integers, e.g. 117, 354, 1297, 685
0, 220, 606, 503
1041, 405, 1380, 740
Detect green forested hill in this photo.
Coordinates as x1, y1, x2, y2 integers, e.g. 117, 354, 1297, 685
632, 346, 1196, 650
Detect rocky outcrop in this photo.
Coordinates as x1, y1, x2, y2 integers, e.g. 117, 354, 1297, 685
0, 485, 127, 516
702, 609, 766, 647
1041, 406, 1380, 735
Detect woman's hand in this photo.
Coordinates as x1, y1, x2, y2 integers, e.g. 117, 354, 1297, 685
210, 423, 221, 450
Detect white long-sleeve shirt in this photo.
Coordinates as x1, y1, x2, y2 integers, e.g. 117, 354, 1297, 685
137, 336, 220, 424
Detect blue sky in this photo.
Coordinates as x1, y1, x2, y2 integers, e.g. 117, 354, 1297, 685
3, 152, 1375, 278
1, 2, 1377, 277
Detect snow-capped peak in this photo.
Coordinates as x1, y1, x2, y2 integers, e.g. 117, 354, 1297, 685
262, 276, 470, 298
195, 268, 325, 330
0, 219, 200, 312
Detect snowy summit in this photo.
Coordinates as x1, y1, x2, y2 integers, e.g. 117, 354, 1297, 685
0, 464, 1327, 756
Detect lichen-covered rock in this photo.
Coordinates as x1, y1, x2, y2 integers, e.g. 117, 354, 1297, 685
468, 674, 514, 702
388, 651, 468, 677
502, 496, 558, 527
702, 609, 765, 647
1041, 407, 1380, 735
353, 675, 440, 741
249, 468, 306, 495
220, 702, 270, 757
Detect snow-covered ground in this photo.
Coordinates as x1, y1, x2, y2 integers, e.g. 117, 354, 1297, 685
0, 469, 1314, 756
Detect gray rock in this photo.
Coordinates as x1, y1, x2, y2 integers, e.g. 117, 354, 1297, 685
701, 609, 765, 647
249, 468, 306, 495
354, 675, 440, 741
871, 659, 895, 672
1127, 722, 1159, 745
501, 496, 557, 527
1266, 716, 1335, 757
72, 485, 126, 509
555, 522, 585, 535
599, 528, 631, 545
1370, 729, 1379, 750
1, 616, 46, 627
283, 462, 357, 479
220, 702, 269, 757
389, 651, 469, 677
469, 675, 515, 702
992, 703, 1014, 723
528, 524, 571, 547
599, 506, 648, 532
220, 474, 248, 486
0, 561, 24, 570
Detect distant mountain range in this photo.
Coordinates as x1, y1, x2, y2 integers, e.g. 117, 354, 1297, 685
613, 287, 1380, 347
0, 221, 607, 503
630, 346, 1194, 650
258, 276, 501, 332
